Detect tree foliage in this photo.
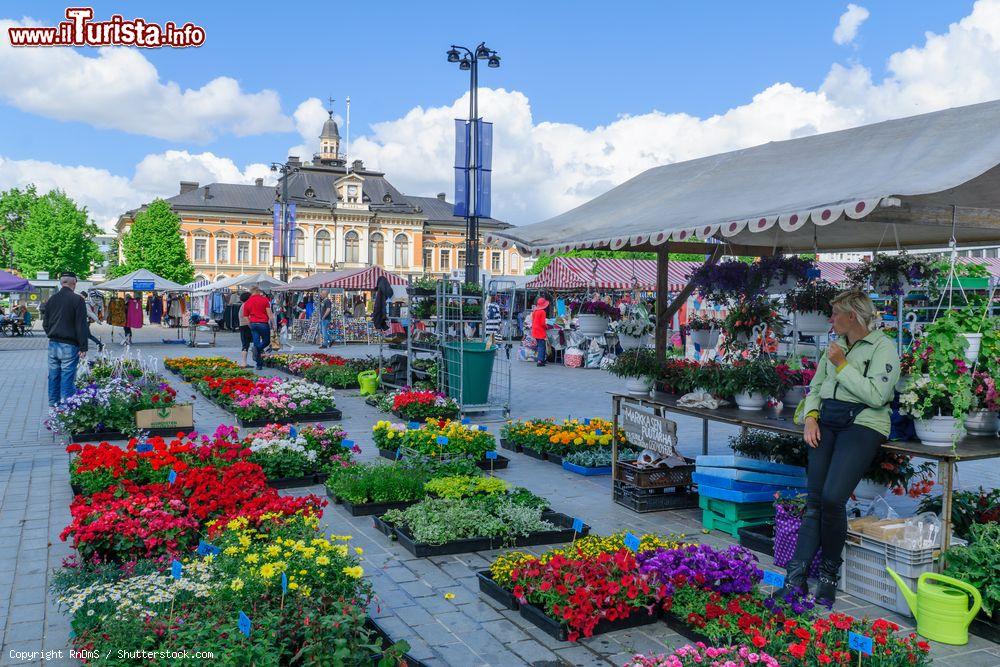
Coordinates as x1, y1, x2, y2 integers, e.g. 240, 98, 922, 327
525, 249, 711, 275
115, 200, 194, 284
0, 185, 39, 269
10, 189, 102, 278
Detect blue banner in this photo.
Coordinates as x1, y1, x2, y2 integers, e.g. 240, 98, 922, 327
453, 119, 470, 217
272, 206, 282, 257
286, 203, 297, 258
475, 168, 492, 218
476, 120, 493, 171
474, 120, 493, 218
132, 279, 155, 291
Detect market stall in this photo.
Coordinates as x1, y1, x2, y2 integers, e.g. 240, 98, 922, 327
93, 269, 190, 343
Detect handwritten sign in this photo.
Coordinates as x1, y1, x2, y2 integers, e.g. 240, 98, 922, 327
620, 403, 680, 460
762, 571, 785, 588
848, 632, 873, 655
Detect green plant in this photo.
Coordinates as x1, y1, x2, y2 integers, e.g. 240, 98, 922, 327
784, 280, 840, 316
728, 429, 808, 467
942, 521, 1000, 617
720, 357, 783, 397
917, 487, 1000, 540
424, 475, 508, 499
411, 275, 439, 291
381, 496, 554, 545
899, 374, 973, 424
845, 252, 936, 296
607, 348, 660, 379
563, 446, 638, 468
325, 462, 427, 504
722, 298, 785, 341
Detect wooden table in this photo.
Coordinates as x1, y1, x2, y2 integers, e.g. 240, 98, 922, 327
610, 392, 1000, 551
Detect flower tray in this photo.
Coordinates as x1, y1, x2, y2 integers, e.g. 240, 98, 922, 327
613, 480, 698, 513
518, 601, 658, 642
970, 612, 1000, 644
364, 617, 431, 667
615, 459, 695, 489
378, 447, 403, 461
390, 512, 590, 558
394, 525, 494, 557
326, 488, 420, 517
266, 475, 319, 490
371, 516, 397, 539
476, 570, 520, 610
521, 446, 547, 460
737, 523, 775, 557
660, 610, 713, 645
69, 426, 191, 443
236, 409, 342, 428
70, 482, 83, 496
474, 453, 510, 471
546, 453, 564, 466
562, 461, 612, 476
499, 438, 522, 453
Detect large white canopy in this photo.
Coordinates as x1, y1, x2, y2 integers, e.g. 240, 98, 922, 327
94, 269, 187, 292
193, 272, 285, 295
489, 99, 1000, 255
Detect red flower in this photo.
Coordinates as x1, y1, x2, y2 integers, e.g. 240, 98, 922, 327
751, 634, 767, 648
789, 643, 807, 660
66, 444, 82, 453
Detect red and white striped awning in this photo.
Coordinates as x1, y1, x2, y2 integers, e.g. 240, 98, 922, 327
274, 266, 406, 291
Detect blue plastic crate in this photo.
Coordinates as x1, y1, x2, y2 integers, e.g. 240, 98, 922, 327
696, 455, 805, 477
698, 483, 786, 504
692, 472, 800, 495
695, 466, 807, 488
562, 461, 612, 476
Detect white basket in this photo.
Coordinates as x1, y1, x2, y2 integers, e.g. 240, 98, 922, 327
843, 533, 938, 616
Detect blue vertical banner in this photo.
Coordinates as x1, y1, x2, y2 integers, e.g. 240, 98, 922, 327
475, 120, 493, 218
286, 203, 297, 258
453, 119, 471, 217
272, 206, 283, 257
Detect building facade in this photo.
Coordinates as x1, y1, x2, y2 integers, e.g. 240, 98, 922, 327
116, 115, 527, 283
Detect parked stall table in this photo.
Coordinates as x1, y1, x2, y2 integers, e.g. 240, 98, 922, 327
610, 392, 1000, 552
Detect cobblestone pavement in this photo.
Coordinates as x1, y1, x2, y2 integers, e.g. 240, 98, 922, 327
1, 324, 998, 665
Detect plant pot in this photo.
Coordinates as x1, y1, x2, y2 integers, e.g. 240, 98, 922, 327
690, 329, 720, 349
852, 479, 888, 503
965, 409, 999, 437
794, 311, 830, 335
782, 385, 807, 406
618, 334, 642, 350
914, 415, 961, 447
577, 314, 610, 335
734, 391, 767, 410
960, 333, 982, 363
624, 375, 654, 396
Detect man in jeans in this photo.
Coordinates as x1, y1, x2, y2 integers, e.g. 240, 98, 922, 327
318, 293, 334, 348
243, 285, 274, 370
43, 272, 89, 405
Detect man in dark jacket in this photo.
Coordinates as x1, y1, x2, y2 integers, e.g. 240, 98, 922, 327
43, 272, 89, 405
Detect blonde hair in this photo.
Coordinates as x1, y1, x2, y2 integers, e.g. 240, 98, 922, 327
831, 289, 880, 332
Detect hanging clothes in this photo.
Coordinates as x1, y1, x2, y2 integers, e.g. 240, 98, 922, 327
125, 297, 144, 329
148, 295, 163, 324
211, 291, 225, 318
108, 297, 127, 327
168, 296, 183, 319
485, 301, 502, 337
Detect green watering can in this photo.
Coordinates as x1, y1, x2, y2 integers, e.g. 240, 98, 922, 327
357, 370, 380, 396
887, 568, 982, 645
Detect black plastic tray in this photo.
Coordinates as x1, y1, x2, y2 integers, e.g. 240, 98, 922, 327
326, 487, 421, 517
395, 525, 493, 557
378, 447, 402, 461
518, 601, 658, 642
476, 570, 519, 610
521, 446, 547, 461
475, 453, 510, 471
364, 617, 430, 667
236, 408, 342, 427
499, 438, 522, 453
738, 523, 775, 556
371, 516, 397, 539
970, 613, 1000, 644
547, 453, 564, 466
661, 610, 713, 645
70, 426, 193, 443
267, 475, 319, 489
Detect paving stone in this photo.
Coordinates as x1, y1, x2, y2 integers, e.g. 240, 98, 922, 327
383, 566, 419, 583
410, 622, 462, 647
433, 642, 489, 667
482, 617, 528, 643
555, 645, 610, 666
400, 579, 438, 598
506, 638, 561, 664
456, 600, 505, 622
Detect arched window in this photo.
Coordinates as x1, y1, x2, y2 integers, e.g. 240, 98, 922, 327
315, 229, 331, 265
344, 231, 359, 263
194, 274, 208, 283
216, 273, 228, 281
292, 229, 305, 261
394, 234, 409, 268
369, 232, 384, 266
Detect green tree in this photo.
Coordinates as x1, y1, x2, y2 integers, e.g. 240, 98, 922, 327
0, 185, 40, 270
115, 199, 194, 284
10, 190, 102, 278
526, 248, 711, 275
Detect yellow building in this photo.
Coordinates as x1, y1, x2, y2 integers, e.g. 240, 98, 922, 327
116, 114, 527, 283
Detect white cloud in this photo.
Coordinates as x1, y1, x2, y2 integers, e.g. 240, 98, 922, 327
0, 17, 292, 141
833, 4, 870, 45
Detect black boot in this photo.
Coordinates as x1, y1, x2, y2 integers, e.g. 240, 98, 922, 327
772, 559, 810, 599
815, 560, 841, 606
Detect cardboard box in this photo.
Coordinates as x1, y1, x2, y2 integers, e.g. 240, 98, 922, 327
135, 404, 194, 430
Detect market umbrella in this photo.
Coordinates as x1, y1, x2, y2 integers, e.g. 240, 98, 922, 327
0, 270, 32, 292
93, 269, 187, 292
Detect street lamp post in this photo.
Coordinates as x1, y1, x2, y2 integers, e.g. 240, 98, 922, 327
446, 42, 500, 285
270, 160, 299, 283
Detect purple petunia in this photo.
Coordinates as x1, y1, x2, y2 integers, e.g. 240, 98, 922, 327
638, 543, 764, 595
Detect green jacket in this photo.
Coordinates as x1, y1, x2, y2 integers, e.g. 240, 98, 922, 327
802, 329, 900, 437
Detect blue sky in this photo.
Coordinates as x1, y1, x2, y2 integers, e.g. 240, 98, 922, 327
0, 0, 994, 228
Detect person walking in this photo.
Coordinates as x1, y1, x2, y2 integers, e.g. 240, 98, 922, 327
244, 285, 274, 370
42, 272, 90, 406
775, 290, 899, 605
319, 293, 334, 348
237, 291, 253, 368
78, 291, 104, 352
530, 297, 550, 367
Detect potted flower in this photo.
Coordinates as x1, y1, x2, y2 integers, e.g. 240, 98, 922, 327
755, 255, 816, 293
608, 348, 660, 396
721, 357, 783, 410
968, 371, 1000, 436
899, 374, 973, 446
775, 356, 817, 406
688, 260, 751, 305
408, 275, 439, 296
613, 315, 654, 350
571, 299, 621, 335
784, 280, 839, 335
722, 299, 785, 346
845, 252, 936, 296
685, 312, 722, 349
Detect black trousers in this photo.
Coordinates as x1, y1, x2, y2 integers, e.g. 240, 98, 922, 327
792, 421, 884, 568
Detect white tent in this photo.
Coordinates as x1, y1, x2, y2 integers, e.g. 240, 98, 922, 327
490, 99, 1000, 255
93, 269, 187, 292
194, 273, 284, 295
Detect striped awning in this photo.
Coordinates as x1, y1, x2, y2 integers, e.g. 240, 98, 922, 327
275, 266, 407, 291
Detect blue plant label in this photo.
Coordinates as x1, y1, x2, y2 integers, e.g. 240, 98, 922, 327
478, 425, 487, 431
171, 560, 183, 580
238, 611, 251, 637
436, 435, 449, 445
595, 429, 603, 436
848, 632, 873, 655
167, 469, 177, 484
341, 439, 354, 449
583, 418, 590, 425
408, 421, 420, 430
461, 417, 471, 425
136, 442, 153, 453
394, 447, 401, 459
485, 450, 498, 460
762, 570, 785, 588
572, 518, 584, 533
624, 532, 641, 552
289, 426, 298, 438
197, 540, 219, 556
281, 572, 288, 593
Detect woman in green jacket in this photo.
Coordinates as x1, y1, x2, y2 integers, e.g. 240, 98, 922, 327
777, 290, 899, 605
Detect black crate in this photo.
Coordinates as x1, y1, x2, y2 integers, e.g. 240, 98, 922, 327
738, 523, 775, 557
477, 570, 519, 610
266, 475, 318, 490
615, 459, 695, 489
521, 446, 547, 461
613, 480, 698, 513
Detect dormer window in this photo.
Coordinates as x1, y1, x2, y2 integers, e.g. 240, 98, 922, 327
347, 184, 359, 203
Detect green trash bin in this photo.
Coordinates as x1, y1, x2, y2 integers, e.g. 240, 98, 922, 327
443, 341, 497, 405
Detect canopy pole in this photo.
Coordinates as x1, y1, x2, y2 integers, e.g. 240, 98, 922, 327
656, 245, 725, 363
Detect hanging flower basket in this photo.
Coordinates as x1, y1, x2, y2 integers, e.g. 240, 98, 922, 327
795, 311, 830, 335
914, 415, 962, 447
618, 334, 642, 350
960, 333, 982, 363
577, 314, 610, 335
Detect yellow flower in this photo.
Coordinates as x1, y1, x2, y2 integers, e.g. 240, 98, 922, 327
444, 592, 456, 600
354, 547, 363, 555
289, 582, 299, 590
223, 546, 239, 556
299, 569, 307, 575
266, 545, 281, 557
230, 578, 245, 592
244, 553, 259, 564
342, 565, 364, 579
316, 555, 330, 566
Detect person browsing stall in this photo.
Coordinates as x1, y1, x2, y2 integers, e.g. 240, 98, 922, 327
244, 285, 275, 370
775, 289, 899, 605
531, 297, 550, 367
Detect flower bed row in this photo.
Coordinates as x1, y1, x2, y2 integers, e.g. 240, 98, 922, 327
481, 539, 933, 665
499, 417, 640, 473
193, 373, 341, 426
373, 418, 507, 470
264, 352, 380, 389
371, 388, 460, 421
47, 357, 193, 441
56, 428, 413, 663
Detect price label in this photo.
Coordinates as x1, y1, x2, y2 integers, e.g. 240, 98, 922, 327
289, 426, 298, 438
197, 540, 220, 556
238, 611, 252, 637
394, 447, 401, 459
436, 436, 449, 445
478, 425, 488, 431
171, 560, 183, 580
461, 417, 471, 425
167, 469, 177, 484
485, 451, 498, 460
572, 518, 584, 533
594, 429, 603, 436
848, 632, 873, 655
762, 571, 785, 588
341, 439, 354, 449
583, 418, 590, 425
408, 421, 420, 430
136, 442, 153, 453
281, 572, 288, 594
624, 532, 641, 552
